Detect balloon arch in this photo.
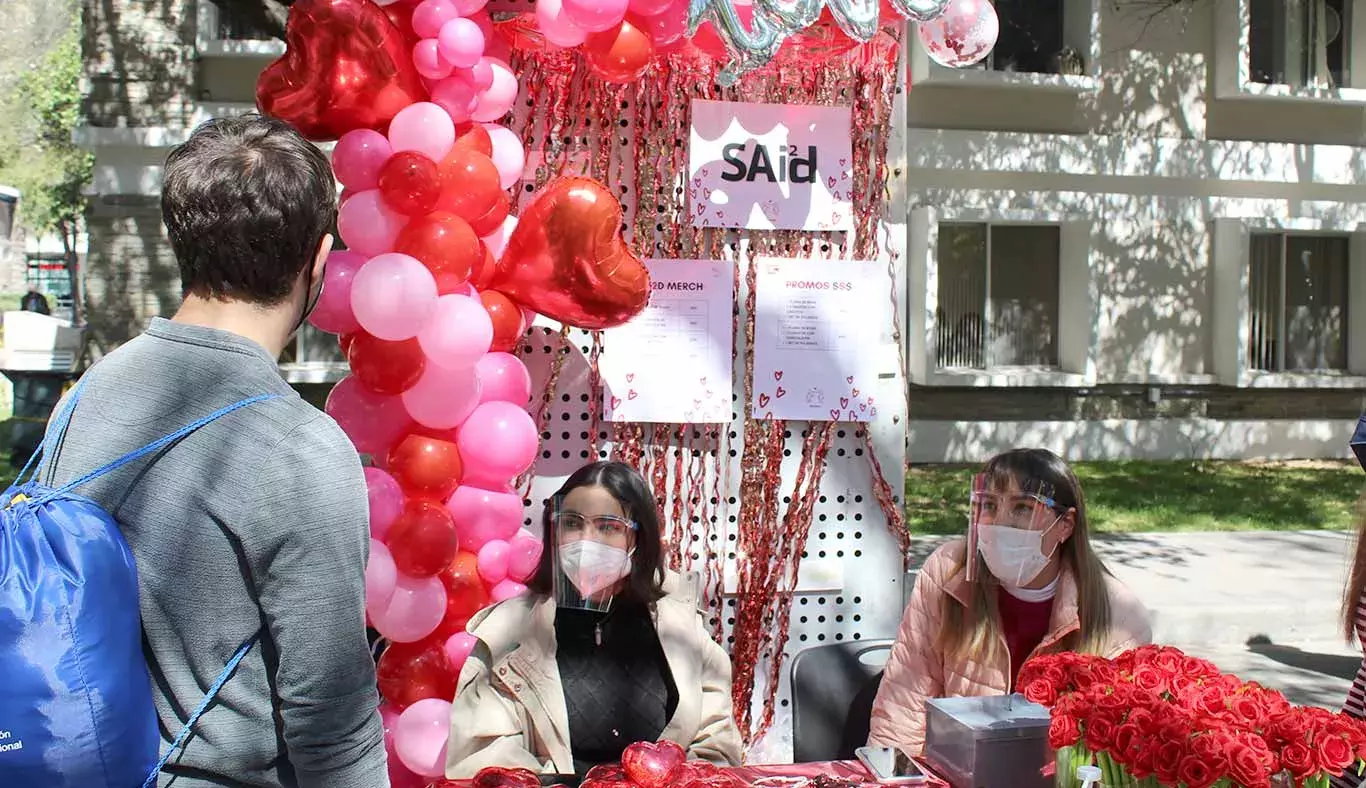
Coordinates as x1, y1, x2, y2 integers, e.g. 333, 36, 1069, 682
255, 0, 998, 781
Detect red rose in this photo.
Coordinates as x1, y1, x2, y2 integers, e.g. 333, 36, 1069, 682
1230, 696, 1266, 728
1087, 662, 1118, 687
1177, 754, 1218, 788
1190, 732, 1228, 770
1048, 713, 1082, 749
1153, 740, 1185, 784
1112, 723, 1142, 759
1181, 655, 1219, 677
1084, 716, 1118, 753
1319, 734, 1356, 773
1095, 688, 1128, 712
1280, 741, 1316, 780
1023, 678, 1056, 706
1193, 687, 1226, 719
1132, 664, 1169, 695
1227, 739, 1272, 788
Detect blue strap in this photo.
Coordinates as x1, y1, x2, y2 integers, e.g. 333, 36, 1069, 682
35, 393, 280, 505
141, 634, 260, 788
11, 378, 87, 490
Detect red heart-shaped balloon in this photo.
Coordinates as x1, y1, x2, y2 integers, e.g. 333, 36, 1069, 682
490, 177, 650, 330
621, 740, 687, 788
256, 0, 427, 141
471, 766, 542, 788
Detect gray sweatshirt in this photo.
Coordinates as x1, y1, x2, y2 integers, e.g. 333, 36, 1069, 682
41, 318, 388, 788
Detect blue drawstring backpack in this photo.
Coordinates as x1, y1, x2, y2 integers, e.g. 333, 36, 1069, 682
0, 382, 276, 787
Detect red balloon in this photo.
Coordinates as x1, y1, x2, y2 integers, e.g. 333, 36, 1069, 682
481, 291, 526, 353
256, 0, 427, 141
468, 190, 511, 238
452, 124, 494, 158
471, 242, 497, 291
382, 0, 421, 39
339, 331, 357, 356
394, 212, 481, 293
347, 332, 426, 395
377, 638, 457, 709
427, 551, 491, 642
378, 151, 443, 217
490, 177, 650, 330
388, 434, 463, 500
388, 499, 460, 577
437, 149, 504, 224
585, 19, 656, 84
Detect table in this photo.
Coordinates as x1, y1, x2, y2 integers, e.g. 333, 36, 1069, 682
730, 760, 949, 788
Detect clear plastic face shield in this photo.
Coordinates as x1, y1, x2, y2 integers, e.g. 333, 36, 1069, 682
966, 474, 1067, 586
550, 498, 639, 613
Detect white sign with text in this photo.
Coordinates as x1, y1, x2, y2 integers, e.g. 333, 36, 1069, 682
688, 100, 854, 232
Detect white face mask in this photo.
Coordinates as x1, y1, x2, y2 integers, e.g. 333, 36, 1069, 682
559, 539, 632, 598
975, 518, 1062, 588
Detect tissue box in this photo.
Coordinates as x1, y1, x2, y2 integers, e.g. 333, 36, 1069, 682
922, 695, 1051, 788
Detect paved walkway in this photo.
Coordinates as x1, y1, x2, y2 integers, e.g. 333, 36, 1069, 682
909, 529, 1363, 709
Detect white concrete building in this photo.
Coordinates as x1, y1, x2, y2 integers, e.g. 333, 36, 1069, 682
903, 0, 1366, 462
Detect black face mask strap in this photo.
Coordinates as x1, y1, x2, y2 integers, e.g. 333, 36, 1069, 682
292, 250, 325, 336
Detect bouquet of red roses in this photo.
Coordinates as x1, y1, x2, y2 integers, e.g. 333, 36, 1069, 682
1018, 645, 1366, 788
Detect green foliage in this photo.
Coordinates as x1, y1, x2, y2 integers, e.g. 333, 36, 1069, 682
0, 28, 92, 239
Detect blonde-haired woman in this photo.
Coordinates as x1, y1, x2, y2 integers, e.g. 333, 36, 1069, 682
868, 448, 1152, 755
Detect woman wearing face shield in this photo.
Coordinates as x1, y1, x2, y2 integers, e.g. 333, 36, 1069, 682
443, 461, 743, 778
867, 448, 1152, 756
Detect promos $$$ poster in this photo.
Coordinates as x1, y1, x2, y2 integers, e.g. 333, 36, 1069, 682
601, 259, 735, 424
688, 99, 854, 232
751, 258, 887, 422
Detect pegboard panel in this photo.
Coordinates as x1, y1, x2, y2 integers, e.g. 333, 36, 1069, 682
500, 35, 911, 763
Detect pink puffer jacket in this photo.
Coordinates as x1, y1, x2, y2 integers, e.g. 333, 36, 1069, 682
868, 538, 1152, 755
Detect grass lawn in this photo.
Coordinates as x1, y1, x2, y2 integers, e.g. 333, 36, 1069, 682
905, 460, 1365, 535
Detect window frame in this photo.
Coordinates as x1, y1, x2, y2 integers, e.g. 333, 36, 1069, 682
1216, 0, 1366, 104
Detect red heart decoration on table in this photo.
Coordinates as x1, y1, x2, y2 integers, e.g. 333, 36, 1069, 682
471, 766, 542, 788
621, 740, 687, 788
256, 0, 426, 141
585, 765, 629, 782
491, 177, 650, 330
678, 763, 747, 788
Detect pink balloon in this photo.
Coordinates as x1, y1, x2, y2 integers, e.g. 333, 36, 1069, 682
337, 190, 408, 257
628, 0, 673, 15
465, 59, 495, 92
453, 0, 488, 15
918, 0, 998, 68
464, 283, 480, 299
438, 18, 486, 69
520, 306, 536, 326
394, 698, 452, 778
490, 579, 528, 602
536, 0, 588, 47
387, 102, 456, 163
561, 0, 629, 32
412, 0, 460, 38
332, 129, 392, 191
477, 539, 511, 585
417, 294, 494, 369
366, 539, 399, 610
412, 39, 454, 80
430, 75, 478, 124
635, 0, 686, 46
365, 466, 405, 540
445, 485, 523, 552
507, 529, 544, 581
481, 215, 518, 261
475, 352, 532, 406
470, 59, 519, 123
401, 363, 483, 430
444, 632, 478, 674
370, 573, 448, 643
483, 125, 525, 190
457, 402, 539, 487
309, 250, 366, 335
351, 253, 439, 341
381, 704, 430, 788
325, 376, 414, 458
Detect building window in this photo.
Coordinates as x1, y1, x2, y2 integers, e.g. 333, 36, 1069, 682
935, 223, 1060, 370
971, 0, 1087, 76
1247, 232, 1349, 371
1249, 0, 1351, 89
217, 10, 275, 41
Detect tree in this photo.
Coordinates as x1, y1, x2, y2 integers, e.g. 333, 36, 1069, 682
0, 28, 92, 327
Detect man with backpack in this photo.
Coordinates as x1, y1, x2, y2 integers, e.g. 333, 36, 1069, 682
18, 115, 388, 786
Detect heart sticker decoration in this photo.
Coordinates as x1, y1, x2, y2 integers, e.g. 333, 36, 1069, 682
491, 177, 651, 330
256, 0, 426, 141
621, 740, 686, 788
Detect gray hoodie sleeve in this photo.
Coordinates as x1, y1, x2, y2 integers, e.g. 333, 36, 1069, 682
241, 414, 390, 788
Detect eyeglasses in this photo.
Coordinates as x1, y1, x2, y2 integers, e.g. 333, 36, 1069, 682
553, 512, 637, 540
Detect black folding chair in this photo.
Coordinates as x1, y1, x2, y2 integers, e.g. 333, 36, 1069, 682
790, 640, 894, 763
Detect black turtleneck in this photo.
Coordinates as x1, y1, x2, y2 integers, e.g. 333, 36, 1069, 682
554, 595, 679, 775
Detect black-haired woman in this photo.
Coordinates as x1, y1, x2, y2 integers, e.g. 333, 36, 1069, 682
443, 461, 742, 778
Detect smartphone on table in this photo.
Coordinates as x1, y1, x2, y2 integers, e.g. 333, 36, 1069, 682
854, 746, 928, 785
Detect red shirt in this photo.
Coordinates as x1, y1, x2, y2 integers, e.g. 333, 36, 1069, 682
997, 586, 1054, 690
